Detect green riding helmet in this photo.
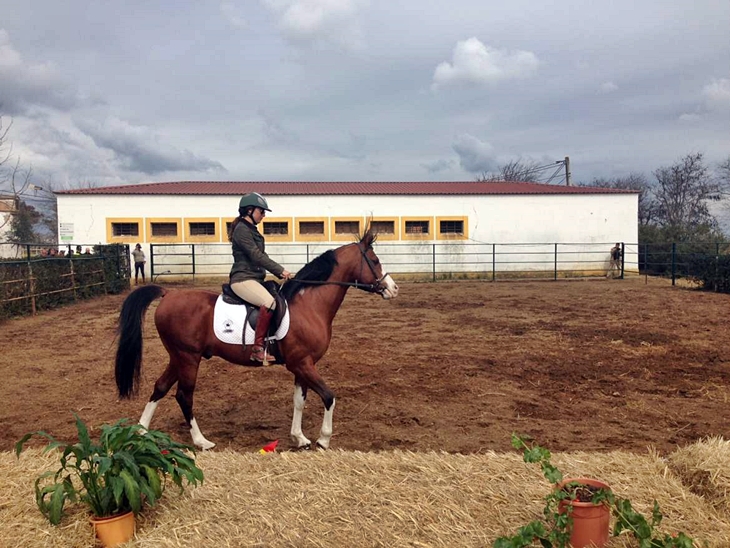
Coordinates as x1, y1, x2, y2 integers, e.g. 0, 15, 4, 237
239, 192, 271, 212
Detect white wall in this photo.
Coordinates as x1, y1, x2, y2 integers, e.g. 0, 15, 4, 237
56, 191, 638, 276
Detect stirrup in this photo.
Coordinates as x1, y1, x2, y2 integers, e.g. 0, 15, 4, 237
251, 346, 275, 364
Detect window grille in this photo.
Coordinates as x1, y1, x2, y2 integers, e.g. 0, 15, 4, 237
439, 220, 464, 235
189, 222, 216, 236
299, 221, 324, 235
405, 220, 429, 234
112, 223, 139, 237
151, 223, 178, 237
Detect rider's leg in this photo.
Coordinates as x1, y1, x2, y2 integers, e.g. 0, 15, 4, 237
230, 280, 276, 363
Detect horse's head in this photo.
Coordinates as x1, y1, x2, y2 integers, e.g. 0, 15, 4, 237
349, 227, 399, 299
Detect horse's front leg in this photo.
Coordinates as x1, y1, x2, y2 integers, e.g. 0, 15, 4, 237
290, 381, 311, 449
290, 359, 336, 449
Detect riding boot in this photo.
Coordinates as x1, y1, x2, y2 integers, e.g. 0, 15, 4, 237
251, 306, 275, 364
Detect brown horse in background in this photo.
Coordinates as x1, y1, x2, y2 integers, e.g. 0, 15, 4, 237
114, 228, 399, 450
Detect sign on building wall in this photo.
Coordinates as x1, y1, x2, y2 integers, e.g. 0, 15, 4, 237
60, 222, 74, 241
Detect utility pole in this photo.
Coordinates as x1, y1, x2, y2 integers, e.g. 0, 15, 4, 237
564, 156, 572, 186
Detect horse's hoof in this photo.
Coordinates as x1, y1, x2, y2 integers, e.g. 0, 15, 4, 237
315, 441, 329, 450
292, 443, 311, 451
199, 441, 216, 451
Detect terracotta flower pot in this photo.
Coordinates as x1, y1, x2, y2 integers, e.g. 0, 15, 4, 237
91, 511, 135, 547
557, 477, 611, 548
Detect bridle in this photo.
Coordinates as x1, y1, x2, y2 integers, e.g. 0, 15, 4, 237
291, 243, 388, 295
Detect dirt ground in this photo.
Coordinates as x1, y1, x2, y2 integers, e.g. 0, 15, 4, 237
1, 277, 729, 455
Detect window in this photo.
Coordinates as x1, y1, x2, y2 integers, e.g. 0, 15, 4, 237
405, 220, 429, 234
146, 218, 182, 243
436, 216, 468, 240
401, 217, 434, 240
295, 217, 329, 241
189, 222, 216, 236
440, 220, 463, 235
107, 218, 144, 242
151, 223, 178, 237
112, 223, 139, 237
371, 220, 394, 235
263, 222, 288, 235
300, 221, 324, 235
335, 220, 359, 235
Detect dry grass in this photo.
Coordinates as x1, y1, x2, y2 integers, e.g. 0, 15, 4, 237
2, 443, 730, 547
669, 436, 730, 516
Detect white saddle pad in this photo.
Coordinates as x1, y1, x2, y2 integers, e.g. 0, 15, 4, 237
213, 295, 290, 345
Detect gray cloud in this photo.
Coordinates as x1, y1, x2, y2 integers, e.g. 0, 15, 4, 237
0, 29, 77, 115
452, 134, 497, 173
75, 117, 226, 175
421, 159, 455, 173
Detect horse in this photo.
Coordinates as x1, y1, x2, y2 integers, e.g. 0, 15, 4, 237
114, 227, 399, 450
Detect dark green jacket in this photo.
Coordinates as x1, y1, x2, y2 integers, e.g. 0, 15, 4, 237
230, 219, 285, 283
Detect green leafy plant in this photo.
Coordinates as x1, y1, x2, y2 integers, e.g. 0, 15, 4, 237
15, 414, 204, 525
494, 434, 694, 548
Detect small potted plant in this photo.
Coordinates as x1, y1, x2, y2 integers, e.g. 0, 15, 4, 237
15, 414, 204, 547
494, 434, 694, 548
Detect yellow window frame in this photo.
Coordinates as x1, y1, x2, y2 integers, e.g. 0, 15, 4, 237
146, 218, 183, 243
106, 217, 143, 244
184, 217, 220, 243
368, 217, 399, 241
436, 216, 469, 240
401, 216, 434, 240
330, 217, 364, 242
295, 217, 329, 242
261, 217, 293, 242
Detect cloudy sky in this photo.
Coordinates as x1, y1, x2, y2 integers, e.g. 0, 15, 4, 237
1, 0, 729, 191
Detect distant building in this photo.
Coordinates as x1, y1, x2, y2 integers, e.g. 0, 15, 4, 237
0, 195, 17, 258
55, 181, 638, 276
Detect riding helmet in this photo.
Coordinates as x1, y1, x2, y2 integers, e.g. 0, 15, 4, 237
239, 192, 271, 212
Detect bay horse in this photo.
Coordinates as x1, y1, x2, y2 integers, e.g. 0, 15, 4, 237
114, 227, 398, 450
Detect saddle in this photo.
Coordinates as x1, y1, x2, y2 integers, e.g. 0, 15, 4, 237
221, 281, 288, 349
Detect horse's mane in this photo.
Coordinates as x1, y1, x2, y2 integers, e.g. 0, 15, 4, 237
280, 225, 377, 301
281, 249, 338, 300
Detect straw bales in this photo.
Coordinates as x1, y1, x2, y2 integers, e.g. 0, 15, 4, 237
668, 436, 730, 515
2, 442, 730, 547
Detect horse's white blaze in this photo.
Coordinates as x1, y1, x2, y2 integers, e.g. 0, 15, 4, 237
380, 274, 399, 300
316, 398, 336, 449
290, 384, 311, 448
139, 401, 158, 429
190, 418, 216, 450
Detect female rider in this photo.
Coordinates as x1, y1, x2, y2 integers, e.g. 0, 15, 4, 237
229, 192, 292, 362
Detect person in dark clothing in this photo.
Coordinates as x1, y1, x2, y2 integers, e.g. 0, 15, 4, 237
132, 243, 146, 284
229, 192, 293, 363
607, 242, 622, 278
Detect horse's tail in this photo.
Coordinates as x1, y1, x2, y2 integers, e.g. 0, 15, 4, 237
115, 284, 166, 399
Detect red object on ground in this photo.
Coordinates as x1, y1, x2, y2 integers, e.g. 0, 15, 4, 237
260, 440, 279, 453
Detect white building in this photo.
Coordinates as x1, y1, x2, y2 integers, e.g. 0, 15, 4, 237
55, 181, 638, 277
0, 195, 17, 258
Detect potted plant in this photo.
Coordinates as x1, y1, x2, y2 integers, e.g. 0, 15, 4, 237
494, 434, 694, 548
15, 414, 204, 547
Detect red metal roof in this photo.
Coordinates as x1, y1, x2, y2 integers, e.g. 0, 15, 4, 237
56, 181, 636, 196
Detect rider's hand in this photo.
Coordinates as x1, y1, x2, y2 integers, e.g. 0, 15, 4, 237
281, 270, 293, 280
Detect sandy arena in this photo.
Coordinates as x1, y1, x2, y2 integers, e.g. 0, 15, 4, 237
1, 277, 729, 455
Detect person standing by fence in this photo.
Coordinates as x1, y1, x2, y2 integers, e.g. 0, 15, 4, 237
132, 243, 146, 284
607, 243, 622, 279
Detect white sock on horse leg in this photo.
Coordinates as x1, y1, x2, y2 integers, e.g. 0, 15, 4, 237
290, 385, 311, 448
139, 401, 158, 430
190, 418, 216, 450
316, 398, 336, 449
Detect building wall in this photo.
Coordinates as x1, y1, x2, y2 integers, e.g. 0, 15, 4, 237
55, 192, 638, 275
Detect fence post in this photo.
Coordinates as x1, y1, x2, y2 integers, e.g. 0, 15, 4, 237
432, 244, 436, 282
69, 255, 77, 301
492, 243, 496, 282
27, 254, 36, 315
150, 244, 155, 280
191, 244, 196, 280
671, 242, 677, 286
25, 244, 31, 261
306, 245, 310, 263
554, 243, 558, 280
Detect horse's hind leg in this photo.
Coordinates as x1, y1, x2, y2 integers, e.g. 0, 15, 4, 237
139, 361, 179, 429
175, 351, 216, 450
290, 380, 312, 449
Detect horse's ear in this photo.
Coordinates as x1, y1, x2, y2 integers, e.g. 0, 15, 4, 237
360, 219, 377, 249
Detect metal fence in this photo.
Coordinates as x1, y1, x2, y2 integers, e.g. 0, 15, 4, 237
146, 240, 730, 286
0, 243, 130, 319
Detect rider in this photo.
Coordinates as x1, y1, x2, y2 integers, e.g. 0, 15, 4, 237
229, 192, 293, 363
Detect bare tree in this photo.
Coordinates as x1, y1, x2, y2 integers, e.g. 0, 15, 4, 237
652, 152, 721, 239
477, 159, 544, 182
0, 115, 37, 240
